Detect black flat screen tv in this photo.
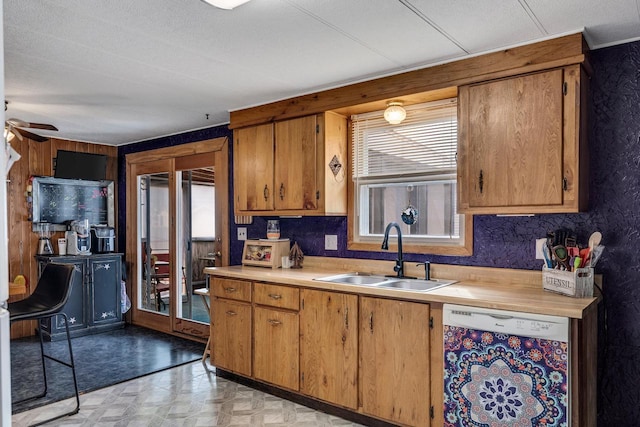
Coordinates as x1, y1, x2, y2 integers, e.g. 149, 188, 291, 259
54, 150, 107, 181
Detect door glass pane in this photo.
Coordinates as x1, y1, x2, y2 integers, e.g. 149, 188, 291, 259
138, 173, 171, 314
176, 167, 215, 324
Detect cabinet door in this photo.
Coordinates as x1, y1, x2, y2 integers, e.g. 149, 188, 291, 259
212, 298, 252, 376
274, 116, 318, 210
253, 306, 299, 390
89, 256, 122, 325
360, 297, 430, 426
234, 123, 274, 211
459, 69, 564, 210
300, 289, 357, 409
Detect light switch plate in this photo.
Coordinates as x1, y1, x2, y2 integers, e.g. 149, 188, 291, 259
535, 238, 546, 260
237, 227, 247, 241
325, 234, 338, 251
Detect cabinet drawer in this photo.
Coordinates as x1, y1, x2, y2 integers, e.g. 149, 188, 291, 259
254, 283, 299, 310
212, 277, 252, 302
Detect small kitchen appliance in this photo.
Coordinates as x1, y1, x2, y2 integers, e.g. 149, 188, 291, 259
36, 222, 54, 255
90, 225, 115, 253
66, 219, 92, 255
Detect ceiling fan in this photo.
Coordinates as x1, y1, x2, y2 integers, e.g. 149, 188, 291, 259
5, 101, 58, 142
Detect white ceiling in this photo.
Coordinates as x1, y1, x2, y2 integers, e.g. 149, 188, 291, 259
4, 0, 640, 146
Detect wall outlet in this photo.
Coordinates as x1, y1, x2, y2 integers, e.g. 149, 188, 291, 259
325, 234, 338, 251
237, 227, 247, 241
535, 238, 547, 260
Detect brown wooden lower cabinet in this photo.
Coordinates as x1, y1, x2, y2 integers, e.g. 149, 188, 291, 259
299, 289, 358, 409
360, 296, 431, 426
212, 298, 252, 377
210, 276, 430, 426
253, 306, 299, 390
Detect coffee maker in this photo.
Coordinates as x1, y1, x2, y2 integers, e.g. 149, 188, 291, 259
65, 219, 92, 255
91, 225, 115, 253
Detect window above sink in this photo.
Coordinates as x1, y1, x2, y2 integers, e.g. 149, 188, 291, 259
348, 98, 473, 256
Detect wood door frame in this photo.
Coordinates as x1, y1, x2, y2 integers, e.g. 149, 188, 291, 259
125, 138, 229, 338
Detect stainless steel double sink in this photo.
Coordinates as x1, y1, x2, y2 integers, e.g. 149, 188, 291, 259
314, 272, 457, 292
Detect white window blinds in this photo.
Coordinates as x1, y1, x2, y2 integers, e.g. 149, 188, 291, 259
351, 98, 457, 179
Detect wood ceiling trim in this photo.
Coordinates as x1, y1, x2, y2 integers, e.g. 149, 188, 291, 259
230, 33, 588, 129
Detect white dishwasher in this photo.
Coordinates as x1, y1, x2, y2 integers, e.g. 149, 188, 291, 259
443, 304, 570, 427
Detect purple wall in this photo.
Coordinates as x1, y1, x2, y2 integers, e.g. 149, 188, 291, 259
118, 40, 640, 425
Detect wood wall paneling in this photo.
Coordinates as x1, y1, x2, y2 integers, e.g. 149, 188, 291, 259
8, 137, 118, 339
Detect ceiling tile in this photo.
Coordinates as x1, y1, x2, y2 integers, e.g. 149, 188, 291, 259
406, 0, 546, 53
525, 0, 640, 48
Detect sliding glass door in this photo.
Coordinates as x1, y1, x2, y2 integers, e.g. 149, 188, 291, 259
126, 139, 229, 341
139, 171, 173, 314
173, 155, 218, 338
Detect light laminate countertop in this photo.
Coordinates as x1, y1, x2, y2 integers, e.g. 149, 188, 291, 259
205, 257, 598, 319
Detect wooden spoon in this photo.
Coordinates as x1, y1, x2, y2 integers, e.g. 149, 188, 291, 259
587, 231, 602, 266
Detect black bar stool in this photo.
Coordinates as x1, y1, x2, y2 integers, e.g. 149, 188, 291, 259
9, 263, 80, 426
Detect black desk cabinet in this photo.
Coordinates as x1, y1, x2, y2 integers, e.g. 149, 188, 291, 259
36, 253, 125, 341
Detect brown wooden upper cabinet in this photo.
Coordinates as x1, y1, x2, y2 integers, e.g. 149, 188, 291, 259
457, 64, 588, 214
234, 112, 348, 216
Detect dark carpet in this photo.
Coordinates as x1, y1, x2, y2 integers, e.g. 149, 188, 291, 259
10, 324, 205, 413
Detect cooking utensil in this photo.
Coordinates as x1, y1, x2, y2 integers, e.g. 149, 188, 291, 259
579, 248, 590, 267
587, 231, 602, 265
573, 257, 582, 270
542, 244, 553, 268
552, 245, 570, 270
13, 240, 28, 287
589, 245, 605, 267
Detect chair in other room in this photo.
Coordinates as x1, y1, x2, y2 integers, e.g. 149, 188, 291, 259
9, 263, 80, 426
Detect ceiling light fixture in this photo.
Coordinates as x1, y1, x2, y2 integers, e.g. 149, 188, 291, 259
201, 0, 252, 9
384, 101, 406, 125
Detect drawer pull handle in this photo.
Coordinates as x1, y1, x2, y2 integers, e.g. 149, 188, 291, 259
369, 312, 374, 333
279, 183, 285, 200
263, 185, 269, 201
226, 310, 237, 316
224, 287, 237, 293
268, 319, 282, 326
268, 293, 282, 300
